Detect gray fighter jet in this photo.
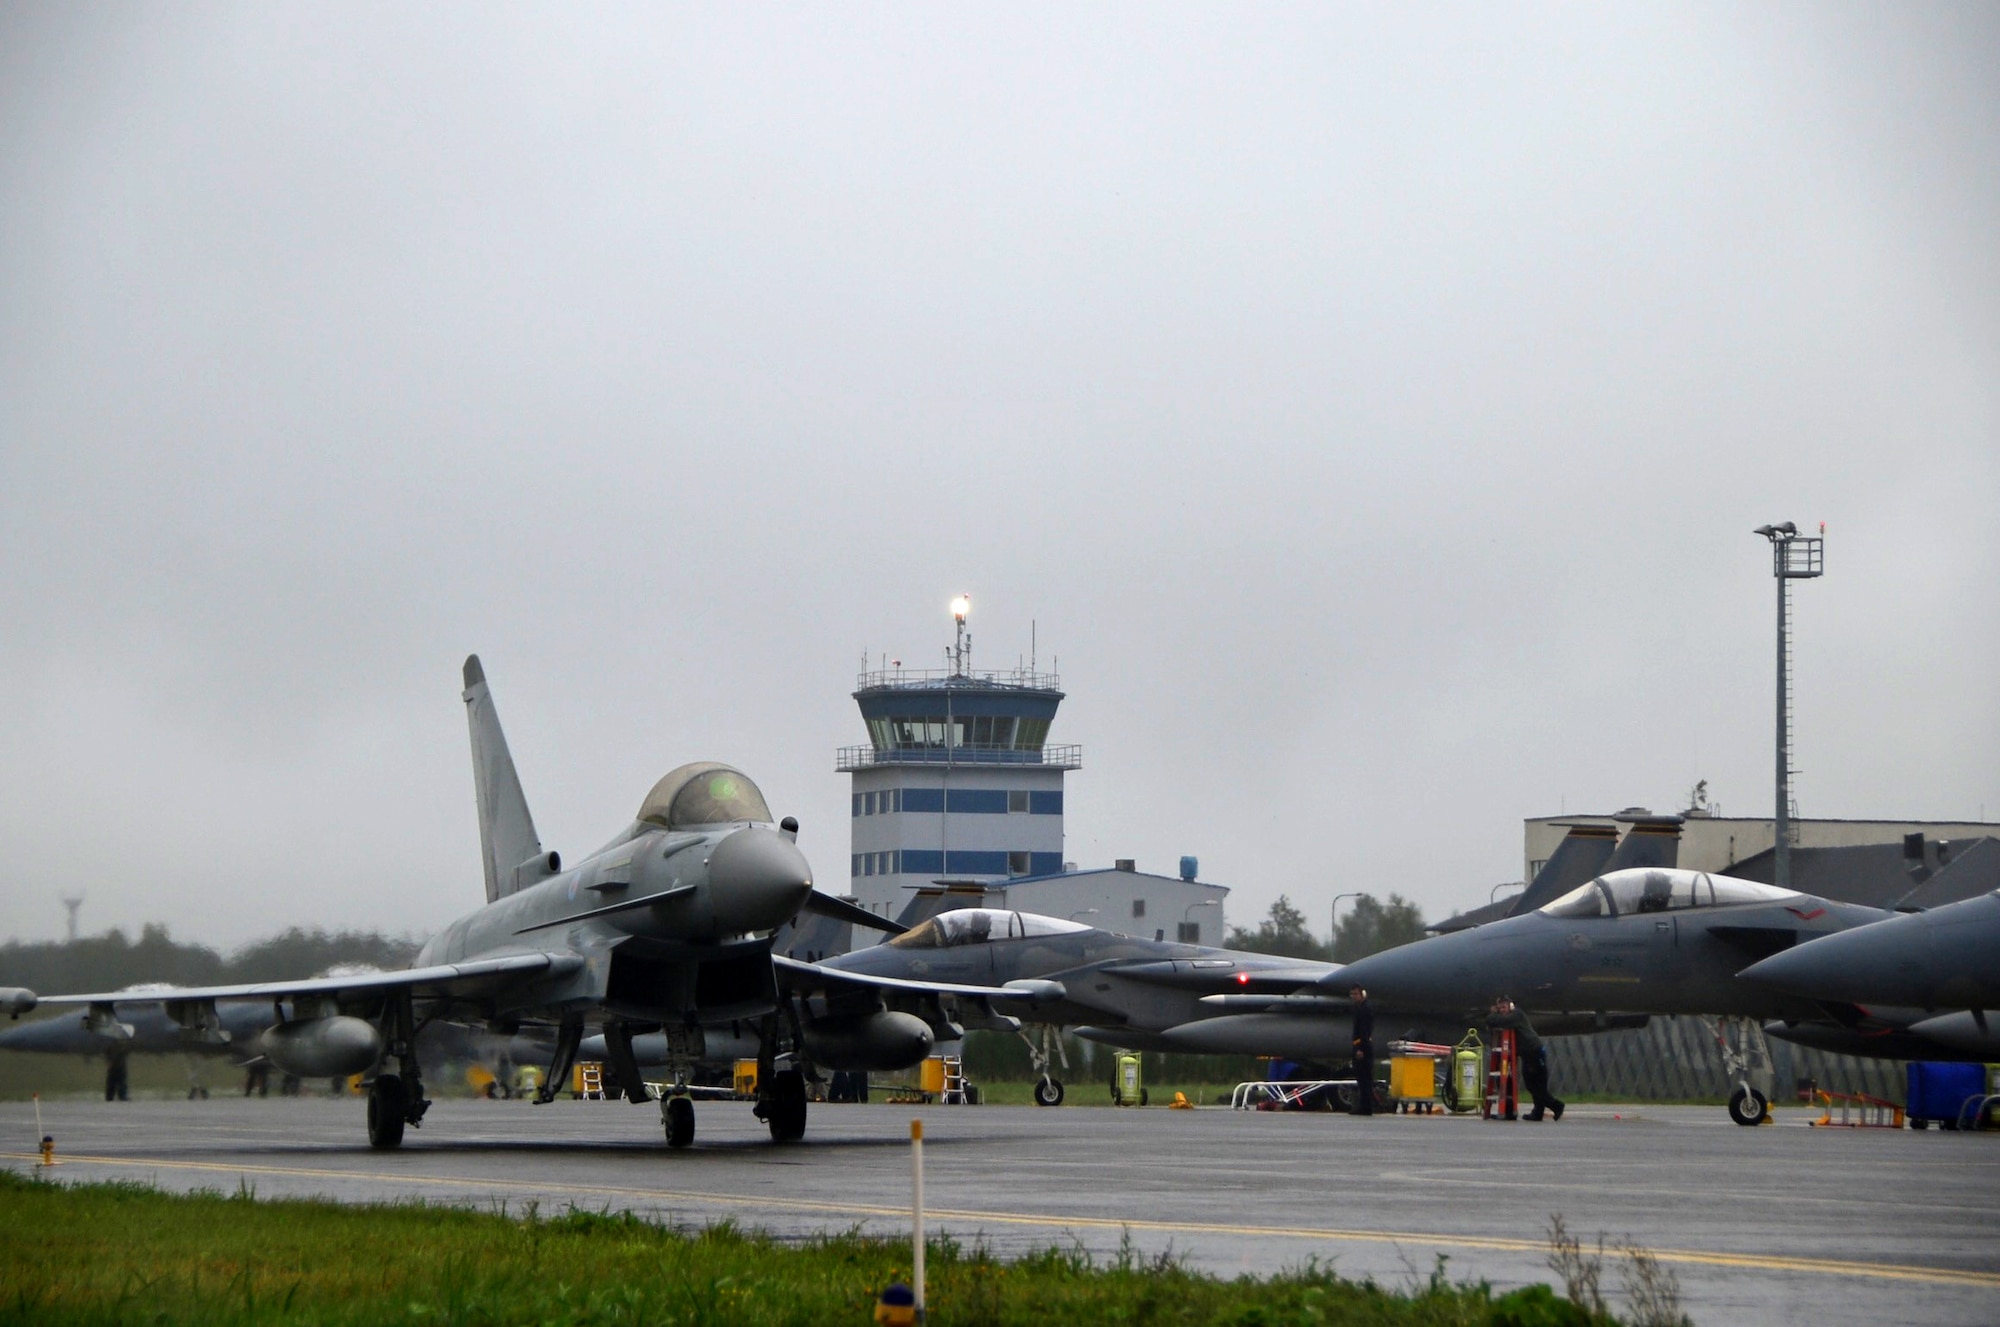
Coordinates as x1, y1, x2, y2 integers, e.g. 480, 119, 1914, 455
1334, 867, 1897, 1122
820, 907, 1486, 1104
1740, 888, 2000, 1058
0, 994, 275, 1099
29, 657, 1006, 1150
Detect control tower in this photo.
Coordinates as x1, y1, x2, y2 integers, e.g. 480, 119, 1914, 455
839, 598, 1081, 917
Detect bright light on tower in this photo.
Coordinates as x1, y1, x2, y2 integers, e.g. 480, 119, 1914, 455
951, 595, 970, 622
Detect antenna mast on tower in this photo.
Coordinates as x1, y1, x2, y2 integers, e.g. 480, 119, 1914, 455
949, 594, 972, 677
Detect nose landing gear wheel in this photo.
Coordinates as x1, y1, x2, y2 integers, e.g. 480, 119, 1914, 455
1728, 1086, 1770, 1126
1032, 1077, 1065, 1107
765, 1069, 808, 1142
367, 1074, 408, 1149
663, 1095, 695, 1149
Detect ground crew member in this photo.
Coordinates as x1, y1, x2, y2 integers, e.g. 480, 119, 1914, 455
1488, 996, 1564, 1121
1348, 985, 1375, 1116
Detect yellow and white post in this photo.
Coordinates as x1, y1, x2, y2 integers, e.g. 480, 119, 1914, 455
911, 1118, 926, 1321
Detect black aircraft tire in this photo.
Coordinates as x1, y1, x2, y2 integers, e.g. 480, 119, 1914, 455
664, 1096, 695, 1149
1033, 1078, 1065, 1107
367, 1075, 408, 1149
768, 1069, 808, 1143
1727, 1087, 1768, 1127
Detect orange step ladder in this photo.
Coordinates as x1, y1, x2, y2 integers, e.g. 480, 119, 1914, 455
1483, 1028, 1518, 1120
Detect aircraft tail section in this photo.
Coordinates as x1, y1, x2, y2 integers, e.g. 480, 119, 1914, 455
462, 655, 548, 904
1603, 815, 1683, 872
1508, 824, 1619, 916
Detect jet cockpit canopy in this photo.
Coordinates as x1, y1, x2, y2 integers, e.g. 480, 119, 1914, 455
886, 908, 1091, 949
1538, 868, 1800, 919
637, 763, 774, 830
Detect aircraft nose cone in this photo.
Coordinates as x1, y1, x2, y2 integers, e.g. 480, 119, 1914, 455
707, 826, 815, 933
1740, 929, 1922, 1004
1336, 928, 1501, 1008
1737, 943, 1830, 997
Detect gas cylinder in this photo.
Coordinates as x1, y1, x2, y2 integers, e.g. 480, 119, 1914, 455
1451, 1046, 1483, 1113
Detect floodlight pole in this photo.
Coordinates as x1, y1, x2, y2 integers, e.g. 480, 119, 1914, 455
1753, 523, 1824, 891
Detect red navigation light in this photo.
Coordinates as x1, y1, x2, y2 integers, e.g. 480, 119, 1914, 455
1236, 973, 1250, 985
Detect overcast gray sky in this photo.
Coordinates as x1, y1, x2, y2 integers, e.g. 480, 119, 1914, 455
3, 4, 1995, 950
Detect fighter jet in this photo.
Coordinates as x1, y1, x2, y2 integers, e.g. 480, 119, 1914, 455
811, 906, 1588, 1104
1740, 888, 2000, 1059
1334, 867, 1896, 1122
0, 992, 275, 1099
29, 657, 1008, 1150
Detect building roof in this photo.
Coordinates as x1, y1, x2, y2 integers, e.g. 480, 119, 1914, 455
1527, 812, 2000, 829
986, 865, 1229, 893
1718, 836, 2000, 909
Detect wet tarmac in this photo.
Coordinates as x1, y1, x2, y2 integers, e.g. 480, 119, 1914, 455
5, 1094, 1997, 1325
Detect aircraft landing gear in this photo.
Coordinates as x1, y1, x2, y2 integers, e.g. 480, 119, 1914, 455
367, 1074, 408, 1149
662, 1094, 695, 1149
1728, 1086, 1771, 1127
1704, 1016, 1775, 1126
757, 1068, 808, 1142
365, 990, 432, 1148
1018, 1023, 1070, 1107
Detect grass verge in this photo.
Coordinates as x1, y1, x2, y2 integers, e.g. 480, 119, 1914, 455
0, 1169, 1625, 1325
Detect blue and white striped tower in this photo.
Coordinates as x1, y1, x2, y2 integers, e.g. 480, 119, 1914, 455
839, 598, 1080, 917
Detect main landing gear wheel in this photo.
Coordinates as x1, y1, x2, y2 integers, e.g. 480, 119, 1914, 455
663, 1095, 695, 1149
765, 1069, 808, 1143
1033, 1077, 1065, 1107
1728, 1086, 1770, 1127
367, 1075, 408, 1149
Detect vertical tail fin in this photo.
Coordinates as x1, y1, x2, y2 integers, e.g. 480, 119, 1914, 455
1603, 814, 1684, 872
462, 655, 546, 903
1508, 824, 1620, 916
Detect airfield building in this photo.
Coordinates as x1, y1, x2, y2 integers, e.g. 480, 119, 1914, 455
1522, 811, 2000, 884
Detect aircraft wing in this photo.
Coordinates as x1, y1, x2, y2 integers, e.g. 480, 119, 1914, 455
38, 952, 584, 1006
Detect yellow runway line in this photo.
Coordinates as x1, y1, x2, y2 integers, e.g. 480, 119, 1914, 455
6, 1151, 1997, 1291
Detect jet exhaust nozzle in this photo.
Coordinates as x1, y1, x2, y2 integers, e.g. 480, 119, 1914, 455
801, 1011, 934, 1071
261, 1016, 385, 1079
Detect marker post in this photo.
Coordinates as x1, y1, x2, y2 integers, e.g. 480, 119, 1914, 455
911, 1118, 926, 1322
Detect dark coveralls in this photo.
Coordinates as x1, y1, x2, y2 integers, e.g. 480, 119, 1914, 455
1488, 1008, 1564, 1121
1349, 995, 1375, 1115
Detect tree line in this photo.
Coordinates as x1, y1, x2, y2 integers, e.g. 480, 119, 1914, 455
1225, 892, 1426, 964
0, 925, 424, 996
